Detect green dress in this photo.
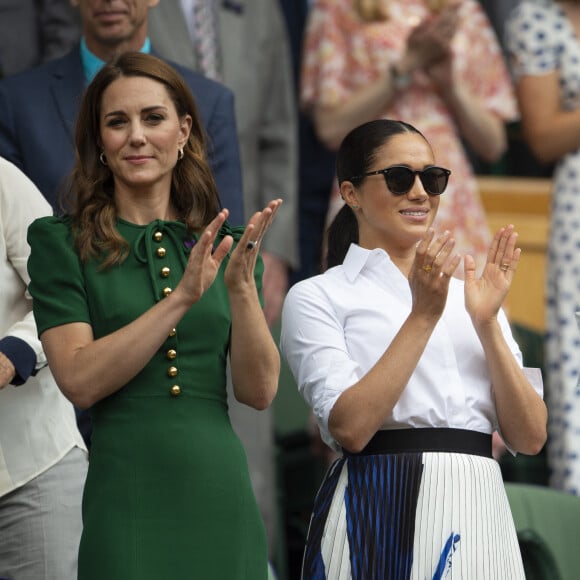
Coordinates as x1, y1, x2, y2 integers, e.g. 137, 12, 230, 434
27, 216, 268, 580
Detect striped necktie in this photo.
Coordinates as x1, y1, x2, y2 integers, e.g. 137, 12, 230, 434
193, 0, 222, 81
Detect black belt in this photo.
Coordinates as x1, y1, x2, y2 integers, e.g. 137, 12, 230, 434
343, 428, 492, 458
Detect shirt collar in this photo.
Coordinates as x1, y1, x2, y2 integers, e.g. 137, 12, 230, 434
80, 37, 152, 85
342, 243, 392, 283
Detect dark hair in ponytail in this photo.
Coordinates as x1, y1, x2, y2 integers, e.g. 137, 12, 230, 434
326, 119, 425, 268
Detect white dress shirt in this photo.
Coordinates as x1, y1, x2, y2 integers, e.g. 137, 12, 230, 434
0, 157, 86, 496
281, 243, 543, 451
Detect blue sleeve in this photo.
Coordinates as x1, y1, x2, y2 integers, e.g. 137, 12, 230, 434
0, 336, 36, 386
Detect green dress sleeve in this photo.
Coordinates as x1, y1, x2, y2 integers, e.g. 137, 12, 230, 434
27, 215, 91, 336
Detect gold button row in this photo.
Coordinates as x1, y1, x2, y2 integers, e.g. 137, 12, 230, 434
154, 232, 178, 398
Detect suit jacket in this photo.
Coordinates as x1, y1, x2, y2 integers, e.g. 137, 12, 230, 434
149, 0, 299, 267
0, 45, 244, 224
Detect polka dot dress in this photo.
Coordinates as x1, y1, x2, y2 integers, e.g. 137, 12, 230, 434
507, 0, 580, 493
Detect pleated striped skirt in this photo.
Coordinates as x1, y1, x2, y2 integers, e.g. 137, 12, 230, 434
302, 429, 524, 580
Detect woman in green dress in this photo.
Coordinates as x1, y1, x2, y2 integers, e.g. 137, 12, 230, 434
27, 52, 281, 579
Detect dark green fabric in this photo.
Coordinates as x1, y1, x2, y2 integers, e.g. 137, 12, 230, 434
518, 529, 561, 580
28, 216, 268, 579
506, 483, 580, 580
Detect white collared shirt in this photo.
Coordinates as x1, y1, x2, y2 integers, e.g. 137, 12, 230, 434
0, 157, 86, 497
281, 243, 541, 451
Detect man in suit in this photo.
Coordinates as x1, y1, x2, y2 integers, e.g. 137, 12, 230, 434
0, 0, 244, 224
149, 0, 298, 562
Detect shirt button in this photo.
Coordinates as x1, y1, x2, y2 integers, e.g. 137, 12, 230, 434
163, 287, 172, 297
168, 328, 176, 337
167, 349, 177, 360
153, 231, 163, 242
161, 266, 170, 278
170, 385, 181, 397
167, 366, 178, 378
157, 247, 166, 258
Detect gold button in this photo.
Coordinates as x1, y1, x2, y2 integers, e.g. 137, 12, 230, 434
170, 385, 181, 397
161, 267, 170, 278
169, 328, 176, 337
157, 247, 166, 258
163, 287, 172, 296
153, 231, 163, 242
168, 366, 178, 378
167, 349, 177, 360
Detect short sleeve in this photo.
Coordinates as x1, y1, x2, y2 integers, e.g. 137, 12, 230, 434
27, 216, 91, 336
506, 1, 561, 79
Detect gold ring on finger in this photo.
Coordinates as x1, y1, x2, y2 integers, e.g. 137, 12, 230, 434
423, 264, 433, 273
500, 263, 510, 271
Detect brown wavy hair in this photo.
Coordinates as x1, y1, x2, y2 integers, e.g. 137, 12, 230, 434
66, 51, 221, 268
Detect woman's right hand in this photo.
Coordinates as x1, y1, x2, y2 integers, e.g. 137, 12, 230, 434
175, 209, 234, 306
408, 228, 461, 320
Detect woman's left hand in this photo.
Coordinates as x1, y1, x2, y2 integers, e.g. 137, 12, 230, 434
224, 199, 283, 292
464, 224, 520, 326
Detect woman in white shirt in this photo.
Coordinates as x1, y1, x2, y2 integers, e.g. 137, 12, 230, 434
280, 119, 547, 580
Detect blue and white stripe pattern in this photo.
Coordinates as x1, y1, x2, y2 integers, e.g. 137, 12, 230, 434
302, 452, 524, 579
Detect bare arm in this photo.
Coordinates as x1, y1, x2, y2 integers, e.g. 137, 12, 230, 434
227, 201, 282, 409
464, 226, 547, 454
430, 59, 508, 162
516, 73, 580, 163
312, 72, 398, 151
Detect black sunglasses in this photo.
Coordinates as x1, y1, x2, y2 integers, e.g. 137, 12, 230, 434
351, 165, 451, 196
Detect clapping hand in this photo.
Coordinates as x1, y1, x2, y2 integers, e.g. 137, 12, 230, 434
409, 228, 461, 321
464, 224, 520, 326
177, 200, 282, 306
406, 3, 459, 73
225, 199, 283, 292
177, 209, 234, 305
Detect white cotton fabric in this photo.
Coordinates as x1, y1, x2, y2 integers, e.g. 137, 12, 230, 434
280, 243, 543, 451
